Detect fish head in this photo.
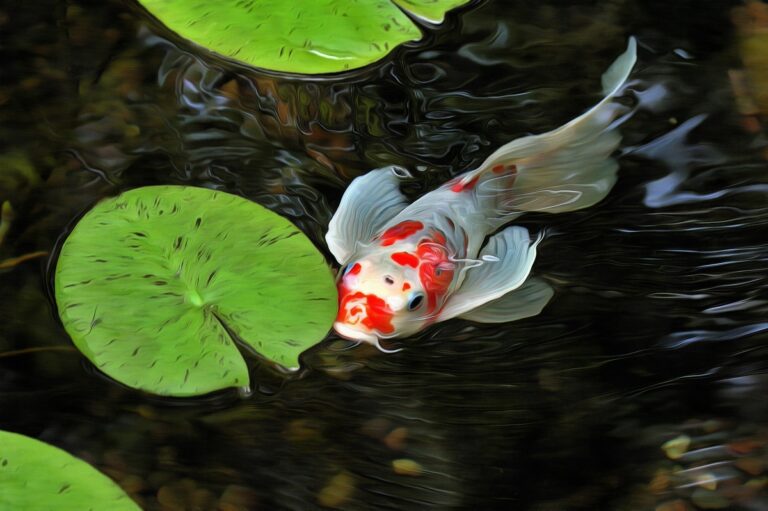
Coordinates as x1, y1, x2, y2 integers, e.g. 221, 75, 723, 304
334, 255, 426, 342
334, 241, 456, 343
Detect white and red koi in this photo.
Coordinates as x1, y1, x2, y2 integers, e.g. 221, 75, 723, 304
326, 39, 638, 347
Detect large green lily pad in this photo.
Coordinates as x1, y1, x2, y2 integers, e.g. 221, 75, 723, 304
55, 186, 337, 396
138, 0, 471, 74
0, 430, 140, 511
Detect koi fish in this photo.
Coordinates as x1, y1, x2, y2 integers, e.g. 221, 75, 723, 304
326, 38, 638, 348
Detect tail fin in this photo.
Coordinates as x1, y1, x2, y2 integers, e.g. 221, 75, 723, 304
454, 37, 637, 219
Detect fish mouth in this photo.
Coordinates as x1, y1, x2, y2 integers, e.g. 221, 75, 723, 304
333, 321, 378, 344
337, 290, 396, 336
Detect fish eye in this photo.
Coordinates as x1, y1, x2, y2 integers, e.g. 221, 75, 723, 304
408, 293, 424, 311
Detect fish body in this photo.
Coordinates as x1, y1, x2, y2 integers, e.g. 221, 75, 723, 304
326, 38, 638, 345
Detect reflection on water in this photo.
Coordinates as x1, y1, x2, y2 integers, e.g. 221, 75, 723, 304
2, 0, 768, 509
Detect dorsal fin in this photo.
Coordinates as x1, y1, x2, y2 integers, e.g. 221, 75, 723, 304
325, 166, 411, 264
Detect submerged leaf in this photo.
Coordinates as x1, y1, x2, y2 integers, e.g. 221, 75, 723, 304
55, 186, 337, 396
0, 430, 140, 511
662, 435, 691, 460
138, 0, 471, 74
317, 471, 356, 508
0, 201, 13, 246
391, 458, 423, 476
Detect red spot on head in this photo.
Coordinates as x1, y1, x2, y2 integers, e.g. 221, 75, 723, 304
336, 289, 395, 335
347, 263, 361, 275
402, 282, 411, 291
391, 252, 419, 268
360, 294, 395, 334
380, 221, 424, 247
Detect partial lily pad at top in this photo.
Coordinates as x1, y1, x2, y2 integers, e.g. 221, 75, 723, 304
138, 0, 472, 74
392, 0, 472, 23
55, 186, 337, 396
0, 430, 140, 511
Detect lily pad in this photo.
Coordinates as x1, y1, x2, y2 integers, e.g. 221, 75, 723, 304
138, 0, 471, 74
55, 185, 337, 396
0, 430, 140, 511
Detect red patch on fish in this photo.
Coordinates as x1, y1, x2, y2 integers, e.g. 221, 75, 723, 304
402, 282, 411, 291
391, 252, 419, 268
509, 165, 518, 185
493, 163, 517, 174
451, 175, 479, 193
380, 221, 424, 246
360, 293, 395, 334
431, 230, 447, 245
347, 262, 361, 275
336, 288, 395, 335
416, 237, 455, 313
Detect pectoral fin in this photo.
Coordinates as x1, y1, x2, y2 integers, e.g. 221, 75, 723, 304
458, 277, 553, 323
326, 166, 411, 264
439, 226, 541, 320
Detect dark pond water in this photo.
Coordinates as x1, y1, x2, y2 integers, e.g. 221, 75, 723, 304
3, 0, 768, 509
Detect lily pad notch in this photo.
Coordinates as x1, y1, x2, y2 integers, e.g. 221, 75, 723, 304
55, 186, 338, 397
136, 0, 473, 74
